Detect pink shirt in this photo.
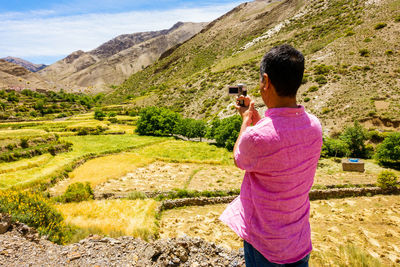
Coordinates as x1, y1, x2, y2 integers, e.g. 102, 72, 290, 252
220, 106, 322, 264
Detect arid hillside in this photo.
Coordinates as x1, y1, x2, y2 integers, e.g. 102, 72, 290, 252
0, 60, 50, 90
1, 57, 47, 72
38, 22, 207, 93
105, 0, 400, 133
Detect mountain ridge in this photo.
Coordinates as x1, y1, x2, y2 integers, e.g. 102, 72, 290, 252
1, 57, 47, 72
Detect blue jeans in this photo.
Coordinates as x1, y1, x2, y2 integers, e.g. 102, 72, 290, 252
244, 240, 310, 267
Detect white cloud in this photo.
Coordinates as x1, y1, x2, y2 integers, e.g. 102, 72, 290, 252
0, 2, 243, 64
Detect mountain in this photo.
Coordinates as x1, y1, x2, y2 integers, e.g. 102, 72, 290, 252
38, 22, 207, 93
2, 57, 47, 72
105, 0, 400, 133
0, 59, 50, 90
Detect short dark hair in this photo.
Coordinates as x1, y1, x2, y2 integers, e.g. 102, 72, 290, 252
260, 44, 304, 97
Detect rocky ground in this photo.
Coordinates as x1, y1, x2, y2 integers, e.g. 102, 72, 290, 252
0, 214, 245, 267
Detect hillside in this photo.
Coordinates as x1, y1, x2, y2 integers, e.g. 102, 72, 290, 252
1, 57, 47, 72
105, 0, 400, 134
0, 60, 51, 91
38, 22, 207, 93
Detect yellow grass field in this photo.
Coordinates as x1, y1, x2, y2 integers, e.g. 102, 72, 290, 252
56, 199, 158, 241
50, 152, 154, 195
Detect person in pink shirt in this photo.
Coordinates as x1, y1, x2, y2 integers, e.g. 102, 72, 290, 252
220, 44, 322, 266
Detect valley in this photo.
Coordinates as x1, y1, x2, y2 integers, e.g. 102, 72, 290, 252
1, 0, 399, 266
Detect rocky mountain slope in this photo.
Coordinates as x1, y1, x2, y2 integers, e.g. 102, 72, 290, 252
38, 22, 207, 93
1, 57, 47, 72
105, 0, 400, 134
0, 60, 50, 90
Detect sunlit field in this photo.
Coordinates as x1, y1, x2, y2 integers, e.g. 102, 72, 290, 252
1, 134, 166, 189
160, 195, 400, 266
50, 152, 154, 195
56, 199, 158, 241
135, 140, 233, 165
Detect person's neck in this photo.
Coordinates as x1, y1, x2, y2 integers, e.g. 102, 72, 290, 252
267, 97, 298, 109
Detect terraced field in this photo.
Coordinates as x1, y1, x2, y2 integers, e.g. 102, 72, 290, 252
160, 196, 400, 266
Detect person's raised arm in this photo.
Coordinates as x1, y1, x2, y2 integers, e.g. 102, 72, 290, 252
233, 96, 258, 167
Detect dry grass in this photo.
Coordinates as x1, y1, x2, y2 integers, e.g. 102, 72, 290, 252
56, 199, 158, 241
160, 195, 400, 266
51, 152, 154, 195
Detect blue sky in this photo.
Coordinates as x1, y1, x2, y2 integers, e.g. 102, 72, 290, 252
0, 0, 245, 64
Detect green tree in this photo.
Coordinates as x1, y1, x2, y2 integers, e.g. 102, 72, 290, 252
136, 106, 181, 136
321, 137, 350, 158
206, 118, 221, 139
190, 119, 207, 141
214, 115, 242, 150
339, 121, 369, 158
94, 109, 106, 120
375, 132, 400, 169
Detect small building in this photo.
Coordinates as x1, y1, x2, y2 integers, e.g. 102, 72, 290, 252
342, 158, 365, 172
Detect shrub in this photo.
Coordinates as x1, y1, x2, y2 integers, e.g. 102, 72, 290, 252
385, 50, 394, 56
359, 49, 370, 57
56, 182, 94, 203
375, 132, 400, 169
304, 97, 311, 102
315, 75, 327, 85
396, 15, 400, 22
308, 86, 319, 93
377, 170, 398, 189
321, 137, 350, 158
94, 109, 106, 120
374, 23, 387, 30
339, 121, 369, 158
0, 190, 71, 244
314, 64, 332, 75
20, 138, 29, 148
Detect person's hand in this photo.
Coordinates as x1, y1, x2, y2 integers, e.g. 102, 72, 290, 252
235, 96, 261, 126
235, 95, 253, 126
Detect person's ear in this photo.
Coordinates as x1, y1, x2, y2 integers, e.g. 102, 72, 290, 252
261, 73, 269, 92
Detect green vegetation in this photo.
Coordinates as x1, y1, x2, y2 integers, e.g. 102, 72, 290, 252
321, 137, 349, 158
209, 115, 242, 151
0, 89, 103, 120
358, 48, 370, 57
0, 189, 71, 244
136, 140, 232, 164
55, 182, 94, 203
155, 188, 240, 201
374, 22, 387, 30
377, 170, 398, 189
375, 132, 400, 169
339, 121, 371, 158
136, 107, 181, 136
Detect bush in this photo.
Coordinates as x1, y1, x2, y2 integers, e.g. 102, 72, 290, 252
385, 50, 394, 56
315, 75, 327, 85
321, 137, 350, 158
304, 97, 311, 102
374, 23, 387, 30
396, 15, 400, 22
375, 132, 400, 169
0, 190, 71, 244
359, 49, 370, 57
308, 86, 319, 93
20, 138, 29, 148
94, 109, 106, 120
136, 106, 181, 136
213, 115, 242, 151
377, 170, 398, 189
56, 182, 94, 203
340, 121, 369, 158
